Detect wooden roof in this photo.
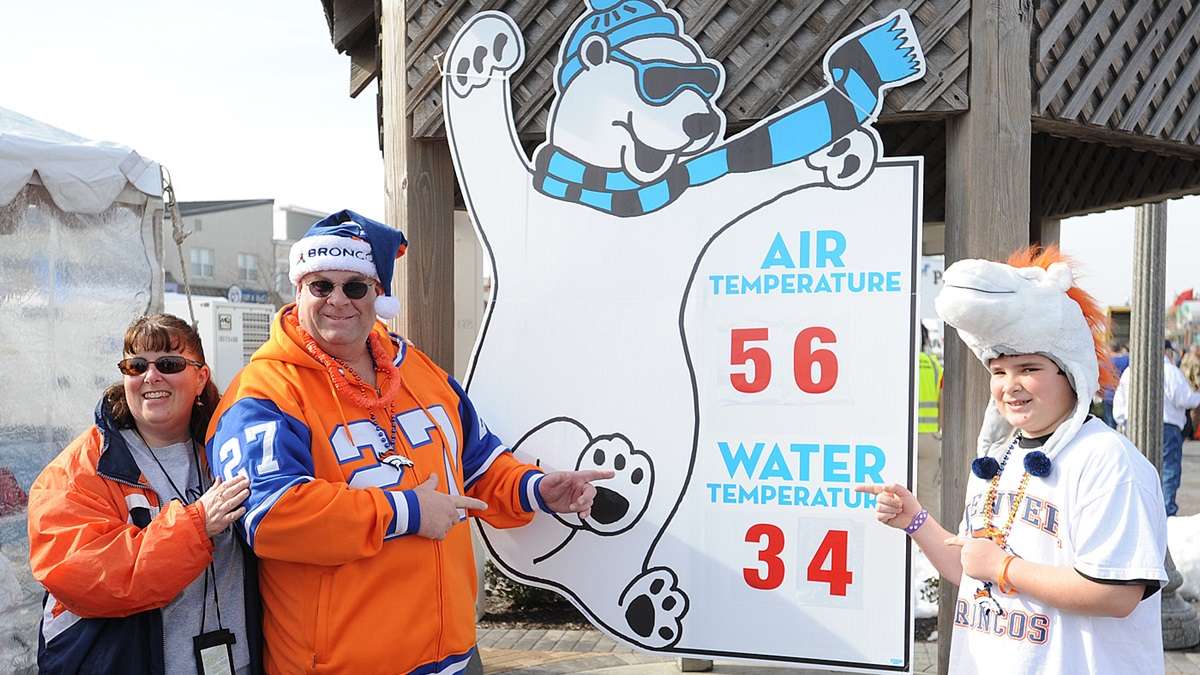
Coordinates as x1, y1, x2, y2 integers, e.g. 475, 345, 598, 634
321, 0, 1200, 219
1034, 0, 1200, 149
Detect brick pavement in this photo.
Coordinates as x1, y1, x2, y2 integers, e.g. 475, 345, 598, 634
478, 626, 1200, 674
477, 627, 939, 674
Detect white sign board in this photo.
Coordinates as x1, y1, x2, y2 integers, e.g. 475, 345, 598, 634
444, 4, 926, 670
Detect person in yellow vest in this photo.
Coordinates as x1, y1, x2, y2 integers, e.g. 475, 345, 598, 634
917, 324, 942, 519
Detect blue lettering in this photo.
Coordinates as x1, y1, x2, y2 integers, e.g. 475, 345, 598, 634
759, 444, 792, 480
855, 444, 886, 483
816, 230, 846, 268
761, 232, 795, 269
789, 443, 820, 480
886, 271, 901, 291
868, 272, 884, 292
824, 444, 851, 482
719, 441, 764, 479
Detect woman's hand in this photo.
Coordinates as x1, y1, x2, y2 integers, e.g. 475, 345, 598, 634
197, 475, 250, 538
854, 482, 922, 530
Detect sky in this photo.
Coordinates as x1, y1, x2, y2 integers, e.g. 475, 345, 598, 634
2, 2, 385, 220
4, 1, 1199, 310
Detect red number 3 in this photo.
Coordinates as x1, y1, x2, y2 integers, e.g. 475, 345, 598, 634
743, 523, 785, 590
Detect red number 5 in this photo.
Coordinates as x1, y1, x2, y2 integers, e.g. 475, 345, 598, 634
730, 328, 771, 393
744, 523, 785, 590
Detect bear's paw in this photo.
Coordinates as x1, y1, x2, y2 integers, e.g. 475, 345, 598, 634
445, 12, 525, 98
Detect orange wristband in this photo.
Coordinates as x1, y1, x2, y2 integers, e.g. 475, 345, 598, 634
997, 554, 1018, 594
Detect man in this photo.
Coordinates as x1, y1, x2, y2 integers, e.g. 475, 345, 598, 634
1114, 340, 1200, 516
916, 324, 942, 518
1180, 344, 1200, 439
207, 210, 611, 674
1101, 340, 1129, 428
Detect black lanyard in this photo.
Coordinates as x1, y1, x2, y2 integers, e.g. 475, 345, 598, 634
133, 431, 225, 633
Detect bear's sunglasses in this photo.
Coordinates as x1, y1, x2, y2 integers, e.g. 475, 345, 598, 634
609, 50, 720, 105
306, 279, 372, 300
118, 356, 205, 376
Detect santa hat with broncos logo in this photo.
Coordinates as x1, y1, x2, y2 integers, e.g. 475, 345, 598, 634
288, 209, 408, 320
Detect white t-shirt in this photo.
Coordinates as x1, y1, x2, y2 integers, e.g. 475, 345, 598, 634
948, 417, 1168, 675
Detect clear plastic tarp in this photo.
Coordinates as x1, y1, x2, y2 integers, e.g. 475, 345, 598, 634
0, 185, 160, 496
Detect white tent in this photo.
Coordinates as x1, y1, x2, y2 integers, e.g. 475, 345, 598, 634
0, 107, 164, 495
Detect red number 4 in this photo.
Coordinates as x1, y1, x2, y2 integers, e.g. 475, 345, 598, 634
807, 530, 853, 596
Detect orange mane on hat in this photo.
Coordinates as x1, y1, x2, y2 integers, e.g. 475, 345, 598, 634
1006, 245, 1117, 390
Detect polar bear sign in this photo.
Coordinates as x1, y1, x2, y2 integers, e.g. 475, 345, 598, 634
444, 3, 926, 671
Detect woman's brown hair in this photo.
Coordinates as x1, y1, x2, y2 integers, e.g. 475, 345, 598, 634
102, 313, 221, 443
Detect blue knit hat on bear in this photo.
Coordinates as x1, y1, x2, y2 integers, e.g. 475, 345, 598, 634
288, 209, 408, 319
557, 0, 681, 90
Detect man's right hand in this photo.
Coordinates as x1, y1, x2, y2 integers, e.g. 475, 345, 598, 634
412, 473, 487, 540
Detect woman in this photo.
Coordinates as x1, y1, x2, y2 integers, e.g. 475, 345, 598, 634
859, 247, 1167, 674
28, 314, 261, 675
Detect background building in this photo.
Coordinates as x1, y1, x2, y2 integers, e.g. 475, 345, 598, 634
163, 200, 325, 307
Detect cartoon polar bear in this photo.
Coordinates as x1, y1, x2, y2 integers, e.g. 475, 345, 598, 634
443, 0, 924, 649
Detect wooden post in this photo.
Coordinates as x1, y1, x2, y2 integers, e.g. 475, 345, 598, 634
939, 0, 1032, 671
380, 0, 457, 370
1129, 202, 1200, 649
1127, 203, 1166, 463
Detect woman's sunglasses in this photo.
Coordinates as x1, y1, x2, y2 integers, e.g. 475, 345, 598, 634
118, 356, 205, 376
307, 279, 372, 300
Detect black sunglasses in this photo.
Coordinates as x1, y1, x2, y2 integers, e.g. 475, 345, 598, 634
306, 279, 372, 300
118, 356, 205, 376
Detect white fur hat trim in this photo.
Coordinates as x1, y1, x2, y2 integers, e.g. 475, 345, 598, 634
289, 234, 378, 286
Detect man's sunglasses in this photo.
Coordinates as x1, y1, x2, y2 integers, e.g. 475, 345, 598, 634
118, 356, 205, 376
306, 279, 373, 300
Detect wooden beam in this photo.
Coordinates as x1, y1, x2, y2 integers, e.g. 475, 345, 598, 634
406, 141, 457, 368
939, 0, 1032, 672
1035, 0, 1122, 115
381, 0, 457, 368
1119, 3, 1200, 132
1146, 50, 1200, 137
382, 0, 411, 335
1036, 0, 1085, 61
334, 0, 376, 51
1091, 0, 1186, 126
747, 0, 876, 119
1059, 0, 1155, 119
717, 0, 827, 105
349, 36, 379, 98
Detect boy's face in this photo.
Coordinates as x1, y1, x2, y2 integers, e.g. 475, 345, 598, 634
988, 353, 1076, 438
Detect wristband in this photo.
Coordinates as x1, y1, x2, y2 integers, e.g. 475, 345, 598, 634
997, 554, 1018, 594
903, 509, 928, 536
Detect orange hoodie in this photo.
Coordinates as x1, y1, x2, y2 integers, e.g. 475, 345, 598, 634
206, 307, 545, 674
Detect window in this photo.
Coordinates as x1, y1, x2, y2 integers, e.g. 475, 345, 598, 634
238, 253, 259, 283
190, 248, 214, 279
191, 218, 202, 232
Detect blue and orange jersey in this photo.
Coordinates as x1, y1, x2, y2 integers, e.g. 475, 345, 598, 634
206, 307, 546, 675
